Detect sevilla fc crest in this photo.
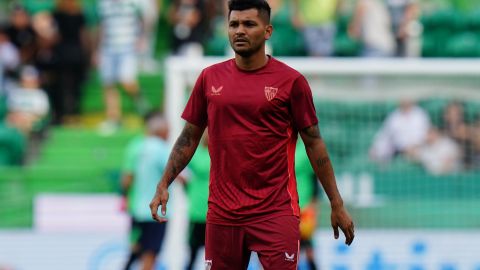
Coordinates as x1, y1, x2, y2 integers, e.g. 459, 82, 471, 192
264, 86, 278, 101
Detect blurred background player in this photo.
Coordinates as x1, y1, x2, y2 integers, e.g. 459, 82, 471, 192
185, 131, 210, 270
296, 140, 320, 270
121, 111, 170, 270
96, 0, 149, 135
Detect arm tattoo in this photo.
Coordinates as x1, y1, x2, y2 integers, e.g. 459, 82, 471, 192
176, 124, 194, 149
301, 125, 330, 170
302, 125, 322, 139
167, 124, 198, 184
316, 156, 331, 168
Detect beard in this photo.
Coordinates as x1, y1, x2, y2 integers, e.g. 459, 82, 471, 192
230, 40, 263, 58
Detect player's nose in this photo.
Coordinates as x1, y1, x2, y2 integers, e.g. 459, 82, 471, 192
235, 24, 247, 34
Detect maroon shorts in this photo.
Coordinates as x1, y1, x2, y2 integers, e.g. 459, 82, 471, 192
205, 215, 300, 270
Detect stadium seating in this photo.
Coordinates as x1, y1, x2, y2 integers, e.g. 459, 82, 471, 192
0, 126, 139, 227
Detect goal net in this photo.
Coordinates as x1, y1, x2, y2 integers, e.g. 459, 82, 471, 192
165, 57, 480, 230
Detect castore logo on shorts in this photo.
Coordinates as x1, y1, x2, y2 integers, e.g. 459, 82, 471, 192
285, 252, 295, 262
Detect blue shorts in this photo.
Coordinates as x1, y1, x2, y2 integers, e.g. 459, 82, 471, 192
131, 220, 167, 253
99, 51, 138, 86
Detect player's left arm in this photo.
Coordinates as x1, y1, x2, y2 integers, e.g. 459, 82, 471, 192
300, 125, 355, 245
121, 173, 134, 194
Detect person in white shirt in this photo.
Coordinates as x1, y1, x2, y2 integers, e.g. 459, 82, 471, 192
349, 0, 396, 57
370, 100, 431, 163
97, 0, 149, 134
6, 66, 49, 135
406, 127, 461, 175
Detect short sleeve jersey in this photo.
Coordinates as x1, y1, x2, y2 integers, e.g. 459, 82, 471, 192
97, 0, 142, 53
182, 57, 318, 225
186, 144, 210, 223
123, 136, 170, 222
295, 140, 316, 209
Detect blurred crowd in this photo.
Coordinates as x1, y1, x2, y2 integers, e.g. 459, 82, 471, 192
370, 100, 480, 174
0, 0, 478, 169
0, 0, 424, 122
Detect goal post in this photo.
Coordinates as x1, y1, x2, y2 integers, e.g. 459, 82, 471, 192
162, 56, 480, 267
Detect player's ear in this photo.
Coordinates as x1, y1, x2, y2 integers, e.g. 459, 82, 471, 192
265, 24, 273, 40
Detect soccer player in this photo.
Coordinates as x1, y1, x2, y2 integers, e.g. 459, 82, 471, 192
185, 132, 210, 270
150, 0, 355, 269
121, 111, 170, 270
296, 140, 320, 270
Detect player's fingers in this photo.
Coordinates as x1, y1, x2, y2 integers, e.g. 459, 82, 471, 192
350, 223, 355, 244
332, 224, 339, 239
149, 200, 160, 221
340, 226, 351, 245
161, 199, 167, 216
348, 230, 355, 245
342, 223, 355, 245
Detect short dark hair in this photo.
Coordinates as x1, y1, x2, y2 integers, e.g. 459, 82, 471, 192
144, 109, 163, 124
228, 0, 271, 23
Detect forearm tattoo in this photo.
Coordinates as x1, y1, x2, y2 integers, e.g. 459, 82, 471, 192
316, 156, 331, 168
301, 125, 330, 170
303, 125, 322, 139
167, 124, 197, 184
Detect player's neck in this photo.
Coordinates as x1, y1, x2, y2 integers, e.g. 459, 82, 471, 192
235, 50, 269, 71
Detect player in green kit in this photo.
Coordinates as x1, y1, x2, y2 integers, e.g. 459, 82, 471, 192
296, 140, 320, 270
121, 111, 170, 270
185, 133, 210, 270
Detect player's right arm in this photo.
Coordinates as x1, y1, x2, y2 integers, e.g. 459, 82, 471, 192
150, 122, 205, 222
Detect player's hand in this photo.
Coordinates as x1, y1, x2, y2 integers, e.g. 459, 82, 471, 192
149, 182, 169, 223
331, 205, 355, 246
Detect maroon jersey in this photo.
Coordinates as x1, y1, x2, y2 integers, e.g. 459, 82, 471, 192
182, 57, 318, 225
